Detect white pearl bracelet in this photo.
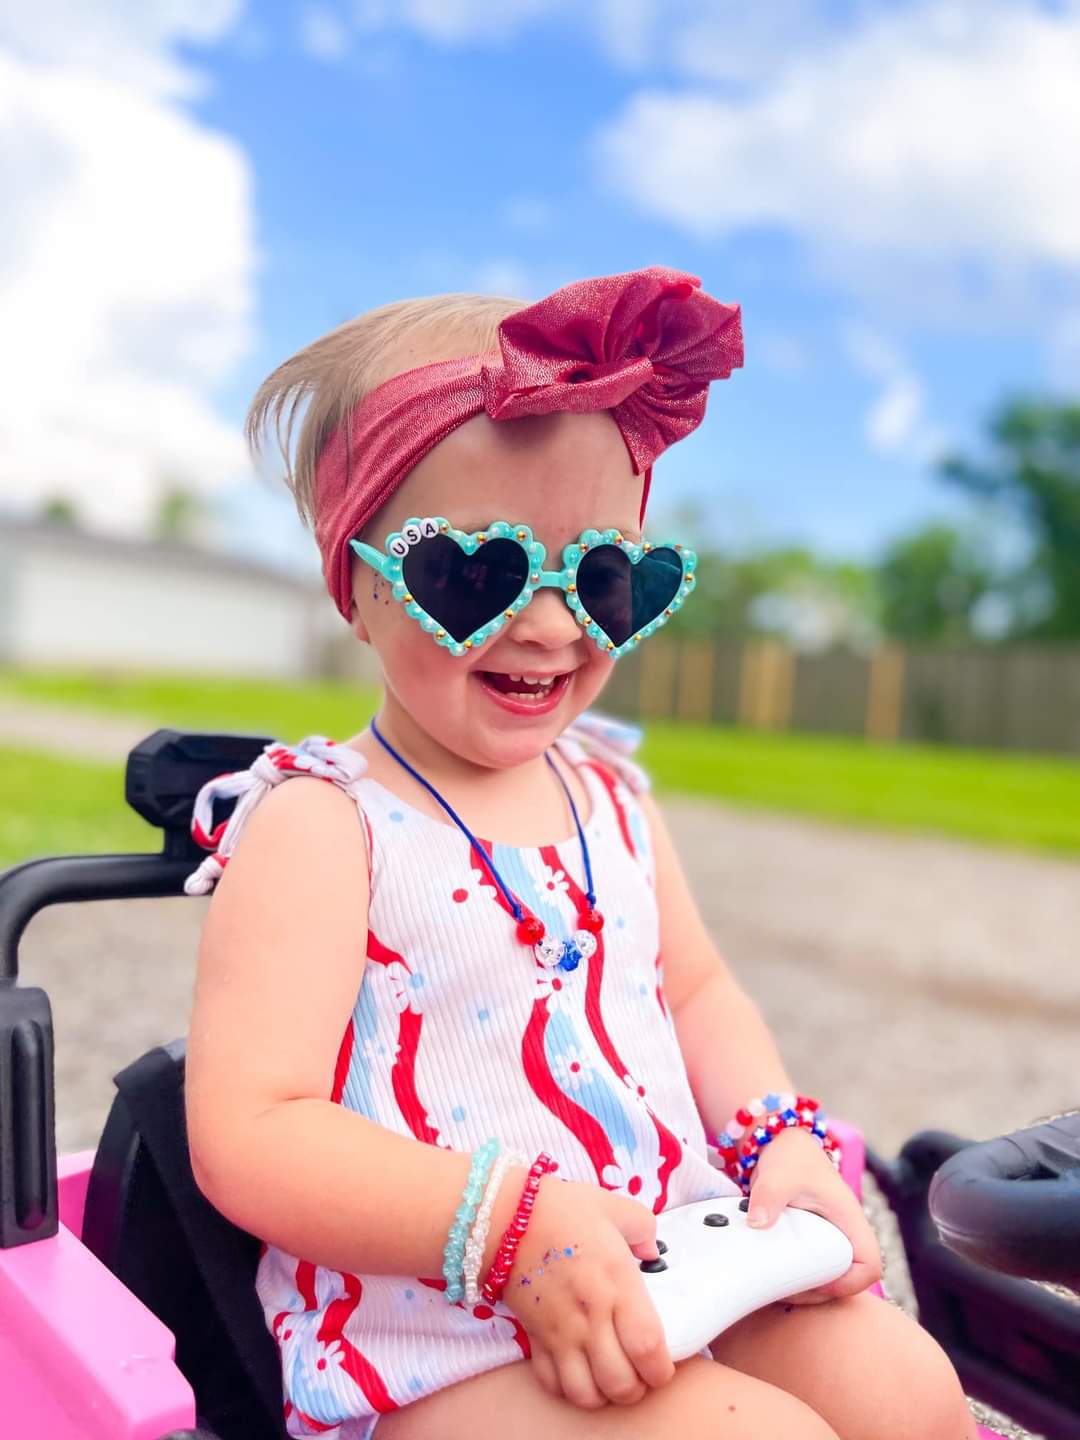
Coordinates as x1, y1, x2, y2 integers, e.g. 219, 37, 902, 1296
464, 1148, 526, 1305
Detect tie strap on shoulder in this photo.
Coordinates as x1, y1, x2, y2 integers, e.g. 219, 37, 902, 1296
563, 711, 650, 796
183, 736, 368, 896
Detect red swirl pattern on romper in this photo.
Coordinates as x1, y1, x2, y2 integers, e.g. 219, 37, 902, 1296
245, 735, 739, 1438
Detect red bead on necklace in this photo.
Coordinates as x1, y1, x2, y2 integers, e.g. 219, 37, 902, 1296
516, 914, 546, 945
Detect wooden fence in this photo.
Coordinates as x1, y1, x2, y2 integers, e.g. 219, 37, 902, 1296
598, 639, 1080, 755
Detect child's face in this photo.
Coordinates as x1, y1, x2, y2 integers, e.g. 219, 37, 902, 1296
350, 409, 640, 770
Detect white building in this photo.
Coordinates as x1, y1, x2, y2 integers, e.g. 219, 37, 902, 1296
0, 513, 376, 682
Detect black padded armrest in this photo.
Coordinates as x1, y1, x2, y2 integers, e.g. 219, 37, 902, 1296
928, 1113, 1080, 1287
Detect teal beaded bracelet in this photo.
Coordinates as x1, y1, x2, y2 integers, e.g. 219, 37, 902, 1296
443, 1139, 501, 1303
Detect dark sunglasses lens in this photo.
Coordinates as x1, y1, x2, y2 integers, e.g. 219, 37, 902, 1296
576, 545, 683, 647
402, 536, 529, 643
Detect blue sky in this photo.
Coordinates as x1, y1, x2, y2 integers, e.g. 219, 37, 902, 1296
3, 1, 1079, 574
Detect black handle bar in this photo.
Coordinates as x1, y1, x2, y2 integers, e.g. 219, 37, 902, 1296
0, 852, 195, 982
1, 728, 270, 1247
0, 728, 272, 982
928, 1113, 1080, 1288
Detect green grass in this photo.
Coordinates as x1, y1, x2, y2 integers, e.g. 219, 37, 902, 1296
640, 722, 1080, 855
0, 666, 379, 739
0, 747, 158, 863
0, 667, 379, 866
1, 666, 1078, 864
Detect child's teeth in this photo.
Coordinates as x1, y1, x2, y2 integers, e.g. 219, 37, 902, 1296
501, 673, 556, 698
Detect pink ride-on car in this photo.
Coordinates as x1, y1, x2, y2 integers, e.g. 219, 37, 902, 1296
2, 729, 1078, 1440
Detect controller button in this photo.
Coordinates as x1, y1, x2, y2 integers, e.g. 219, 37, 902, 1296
640, 1258, 668, 1274
657, 1240, 668, 1254
738, 1197, 750, 1212
703, 1213, 730, 1227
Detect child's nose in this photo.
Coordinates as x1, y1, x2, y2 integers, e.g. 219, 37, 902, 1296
507, 586, 583, 651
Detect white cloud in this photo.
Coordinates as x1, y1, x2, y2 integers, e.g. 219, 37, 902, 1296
300, 5, 351, 61
470, 258, 535, 298
666, 0, 836, 84
0, 4, 255, 539
0, 2, 241, 99
341, 0, 829, 73
843, 322, 945, 460
587, 0, 657, 69
351, 0, 567, 46
866, 373, 925, 452
593, 3, 1080, 295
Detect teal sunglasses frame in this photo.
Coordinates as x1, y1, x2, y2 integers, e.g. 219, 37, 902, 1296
349, 516, 697, 658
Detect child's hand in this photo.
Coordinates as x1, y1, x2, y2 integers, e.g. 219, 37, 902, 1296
500, 1175, 676, 1409
744, 1127, 882, 1302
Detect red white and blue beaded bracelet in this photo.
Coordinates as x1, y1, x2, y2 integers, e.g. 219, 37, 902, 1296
713, 1093, 842, 1195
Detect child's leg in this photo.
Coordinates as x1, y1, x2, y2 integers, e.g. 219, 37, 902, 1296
377, 1353, 841, 1440
710, 1291, 979, 1440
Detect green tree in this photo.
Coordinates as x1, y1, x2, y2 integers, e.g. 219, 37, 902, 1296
153, 485, 208, 544
39, 494, 80, 526
669, 545, 876, 647
877, 523, 990, 642
940, 399, 1080, 639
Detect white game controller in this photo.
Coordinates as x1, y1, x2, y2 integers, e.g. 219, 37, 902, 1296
639, 1196, 855, 1360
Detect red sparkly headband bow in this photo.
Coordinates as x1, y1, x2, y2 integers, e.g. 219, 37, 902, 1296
315, 265, 743, 618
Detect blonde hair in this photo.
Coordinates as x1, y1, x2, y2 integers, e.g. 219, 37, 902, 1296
246, 292, 529, 530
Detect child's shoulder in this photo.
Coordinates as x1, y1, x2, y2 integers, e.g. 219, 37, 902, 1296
561, 711, 651, 798
184, 736, 369, 898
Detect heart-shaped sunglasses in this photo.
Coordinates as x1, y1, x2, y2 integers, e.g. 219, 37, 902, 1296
349, 517, 696, 658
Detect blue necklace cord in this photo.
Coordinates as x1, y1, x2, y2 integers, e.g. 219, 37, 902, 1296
544, 749, 596, 904
368, 715, 596, 913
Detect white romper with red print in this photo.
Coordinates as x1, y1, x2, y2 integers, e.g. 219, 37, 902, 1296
210, 716, 740, 1437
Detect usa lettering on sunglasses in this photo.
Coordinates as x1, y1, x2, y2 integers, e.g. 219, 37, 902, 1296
350, 517, 696, 658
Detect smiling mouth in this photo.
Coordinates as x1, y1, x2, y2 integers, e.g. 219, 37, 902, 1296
478, 671, 565, 700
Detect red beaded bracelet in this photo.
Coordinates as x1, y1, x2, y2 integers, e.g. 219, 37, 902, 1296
710, 1093, 844, 1194
480, 1152, 556, 1304
732, 1095, 842, 1194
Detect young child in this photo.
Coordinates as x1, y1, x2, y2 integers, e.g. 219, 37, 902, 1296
184, 267, 978, 1440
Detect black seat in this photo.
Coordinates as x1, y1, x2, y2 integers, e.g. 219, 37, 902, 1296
81, 1040, 288, 1440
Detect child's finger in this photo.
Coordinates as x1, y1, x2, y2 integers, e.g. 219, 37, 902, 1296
553, 1346, 608, 1411
822, 1203, 882, 1287
586, 1319, 648, 1406
781, 1287, 837, 1306
613, 1289, 676, 1390
628, 1235, 661, 1261
528, 1341, 562, 1398
746, 1182, 789, 1229
785, 1251, 881, 1305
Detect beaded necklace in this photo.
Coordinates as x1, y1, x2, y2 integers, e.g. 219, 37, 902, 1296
369, 716, 604, 972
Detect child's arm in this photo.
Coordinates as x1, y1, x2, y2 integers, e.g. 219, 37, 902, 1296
185, 776, 523, 1279
637, 794, 883, 1289
636, 792, 797, 1139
